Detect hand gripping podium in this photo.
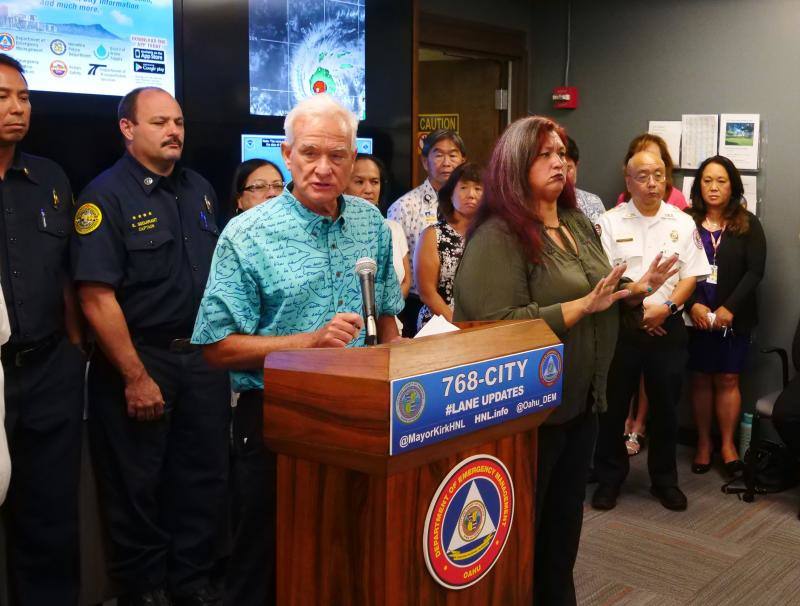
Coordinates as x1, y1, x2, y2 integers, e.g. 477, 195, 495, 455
263, 319, 564, 605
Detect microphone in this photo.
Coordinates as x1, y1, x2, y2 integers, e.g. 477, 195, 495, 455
355, 257, 378, 345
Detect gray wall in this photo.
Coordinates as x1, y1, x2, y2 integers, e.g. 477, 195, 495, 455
419, 0, 797, 401
529, 0, 800, 403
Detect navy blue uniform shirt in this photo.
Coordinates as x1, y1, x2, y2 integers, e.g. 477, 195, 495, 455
71, 153, 220, 335
0, 150, 73, 344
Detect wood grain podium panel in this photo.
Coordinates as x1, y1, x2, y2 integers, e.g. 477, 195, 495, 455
265, 320, 558, 605
275, 429, 538, 606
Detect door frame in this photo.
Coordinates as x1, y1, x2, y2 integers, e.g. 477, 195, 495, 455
412, 9, 529, 184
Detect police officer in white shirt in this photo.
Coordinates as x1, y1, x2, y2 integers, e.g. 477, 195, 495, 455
592, 151, 710, 512
387, 129, 466, 333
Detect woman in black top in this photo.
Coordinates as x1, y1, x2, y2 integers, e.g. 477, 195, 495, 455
415, 163, 483, 329
685, 155, 766, 476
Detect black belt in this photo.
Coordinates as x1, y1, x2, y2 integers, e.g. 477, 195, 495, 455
2, 332, 62, 368
132, 331, 200, 353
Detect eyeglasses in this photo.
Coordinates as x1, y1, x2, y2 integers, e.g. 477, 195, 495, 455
243, 181, 284, 193
428, 150, 463, 164
629, 172, 666, 184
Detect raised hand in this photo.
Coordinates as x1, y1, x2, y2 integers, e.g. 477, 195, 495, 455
637, 252, 680, 295
582, 263, 631, 315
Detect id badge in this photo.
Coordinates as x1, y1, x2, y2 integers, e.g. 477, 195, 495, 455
708, 264, 718, 285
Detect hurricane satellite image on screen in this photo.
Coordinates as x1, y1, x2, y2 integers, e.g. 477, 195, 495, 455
249, 0, 365, 118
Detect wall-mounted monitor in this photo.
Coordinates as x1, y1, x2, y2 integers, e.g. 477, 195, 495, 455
0, 0, 175, 96
249, 0, 365, 118
241, 133, 373, 182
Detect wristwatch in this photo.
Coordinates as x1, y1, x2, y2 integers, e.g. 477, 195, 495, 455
663, 300, 680, 315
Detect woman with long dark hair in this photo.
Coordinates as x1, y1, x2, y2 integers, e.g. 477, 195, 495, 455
685, 155, 766, 476
415, 162, 483, 330
453, 116, 676, 604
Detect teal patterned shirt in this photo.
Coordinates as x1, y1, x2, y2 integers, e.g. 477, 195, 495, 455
192, 188, 404, 392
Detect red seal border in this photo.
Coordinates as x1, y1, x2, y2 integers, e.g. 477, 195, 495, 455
422, 454, 514, 590
538, 348, 563, 387
0, 33, 14, 52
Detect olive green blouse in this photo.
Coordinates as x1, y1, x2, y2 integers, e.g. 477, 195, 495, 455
453, 208, 618, 425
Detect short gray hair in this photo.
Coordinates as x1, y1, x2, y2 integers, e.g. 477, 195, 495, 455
284, 94, 359, 150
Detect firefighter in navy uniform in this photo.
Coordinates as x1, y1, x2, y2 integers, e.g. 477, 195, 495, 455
71, 87, 230, 606
0, 54, 84, 606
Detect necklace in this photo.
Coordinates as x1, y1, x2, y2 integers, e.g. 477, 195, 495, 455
703, 217, 724, 230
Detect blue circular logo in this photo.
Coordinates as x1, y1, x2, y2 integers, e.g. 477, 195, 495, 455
395, 381, 425, 424
539, 349, 563, 387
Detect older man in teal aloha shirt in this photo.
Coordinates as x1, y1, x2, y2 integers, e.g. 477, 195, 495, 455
190, 94, 402, 606
192, 185, 403, 391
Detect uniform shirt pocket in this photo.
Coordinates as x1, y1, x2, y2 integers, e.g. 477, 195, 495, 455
612, 236, 643, 265
124, 231, 174, 284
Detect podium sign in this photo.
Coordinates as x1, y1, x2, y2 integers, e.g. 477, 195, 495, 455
390, 344, 564, 455
264, 320, 563, 605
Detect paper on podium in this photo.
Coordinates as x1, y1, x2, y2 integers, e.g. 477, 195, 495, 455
413, 315, 460, 338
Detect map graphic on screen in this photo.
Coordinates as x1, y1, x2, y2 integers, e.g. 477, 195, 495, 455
249, 0, 365, 118
241, 134, 373, 183
0, 1, 175, 97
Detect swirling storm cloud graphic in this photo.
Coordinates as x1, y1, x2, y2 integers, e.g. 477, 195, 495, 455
249, 0, 366, 118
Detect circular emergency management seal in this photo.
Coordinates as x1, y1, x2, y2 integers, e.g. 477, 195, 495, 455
395, 380, 425, 424
74, 203, 103, 235
538, 348, 563, 387
0, 33, 15, 52
423, 454, 514, 590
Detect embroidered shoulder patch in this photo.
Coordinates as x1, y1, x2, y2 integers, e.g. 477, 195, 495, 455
75, 203, 102, 235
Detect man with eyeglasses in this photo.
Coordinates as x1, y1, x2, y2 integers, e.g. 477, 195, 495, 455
591, 150, 709, 512
388, 129, 466, 334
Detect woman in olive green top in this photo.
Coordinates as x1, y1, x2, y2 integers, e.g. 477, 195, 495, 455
453, 116, 677, 606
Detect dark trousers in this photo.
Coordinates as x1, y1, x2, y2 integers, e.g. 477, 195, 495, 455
3, 336, 84, 606
88, 344, 230, 596
534, 410, 597, 606
224, 390, 276, 606
773, 375, 800, 461
399, 293, 423, 338
595, 316, 688, 489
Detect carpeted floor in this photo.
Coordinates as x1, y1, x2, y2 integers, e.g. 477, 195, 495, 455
576, 446, 800, 605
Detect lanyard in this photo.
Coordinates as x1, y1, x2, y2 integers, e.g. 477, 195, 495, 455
708, 225, 725, 264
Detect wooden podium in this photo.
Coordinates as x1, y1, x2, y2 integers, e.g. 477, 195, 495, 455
263, 320, 561, 606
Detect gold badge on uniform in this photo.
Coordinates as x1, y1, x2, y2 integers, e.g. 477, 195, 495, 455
52, 189, 60, 209
670, 230, 679, 242
74, 203, 103, 235
204, 194, 213, 214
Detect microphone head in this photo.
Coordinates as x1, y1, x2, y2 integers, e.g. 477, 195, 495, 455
355, 257, 377, 276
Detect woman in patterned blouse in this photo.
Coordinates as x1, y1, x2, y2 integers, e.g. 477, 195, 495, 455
414, 162, 483, 330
